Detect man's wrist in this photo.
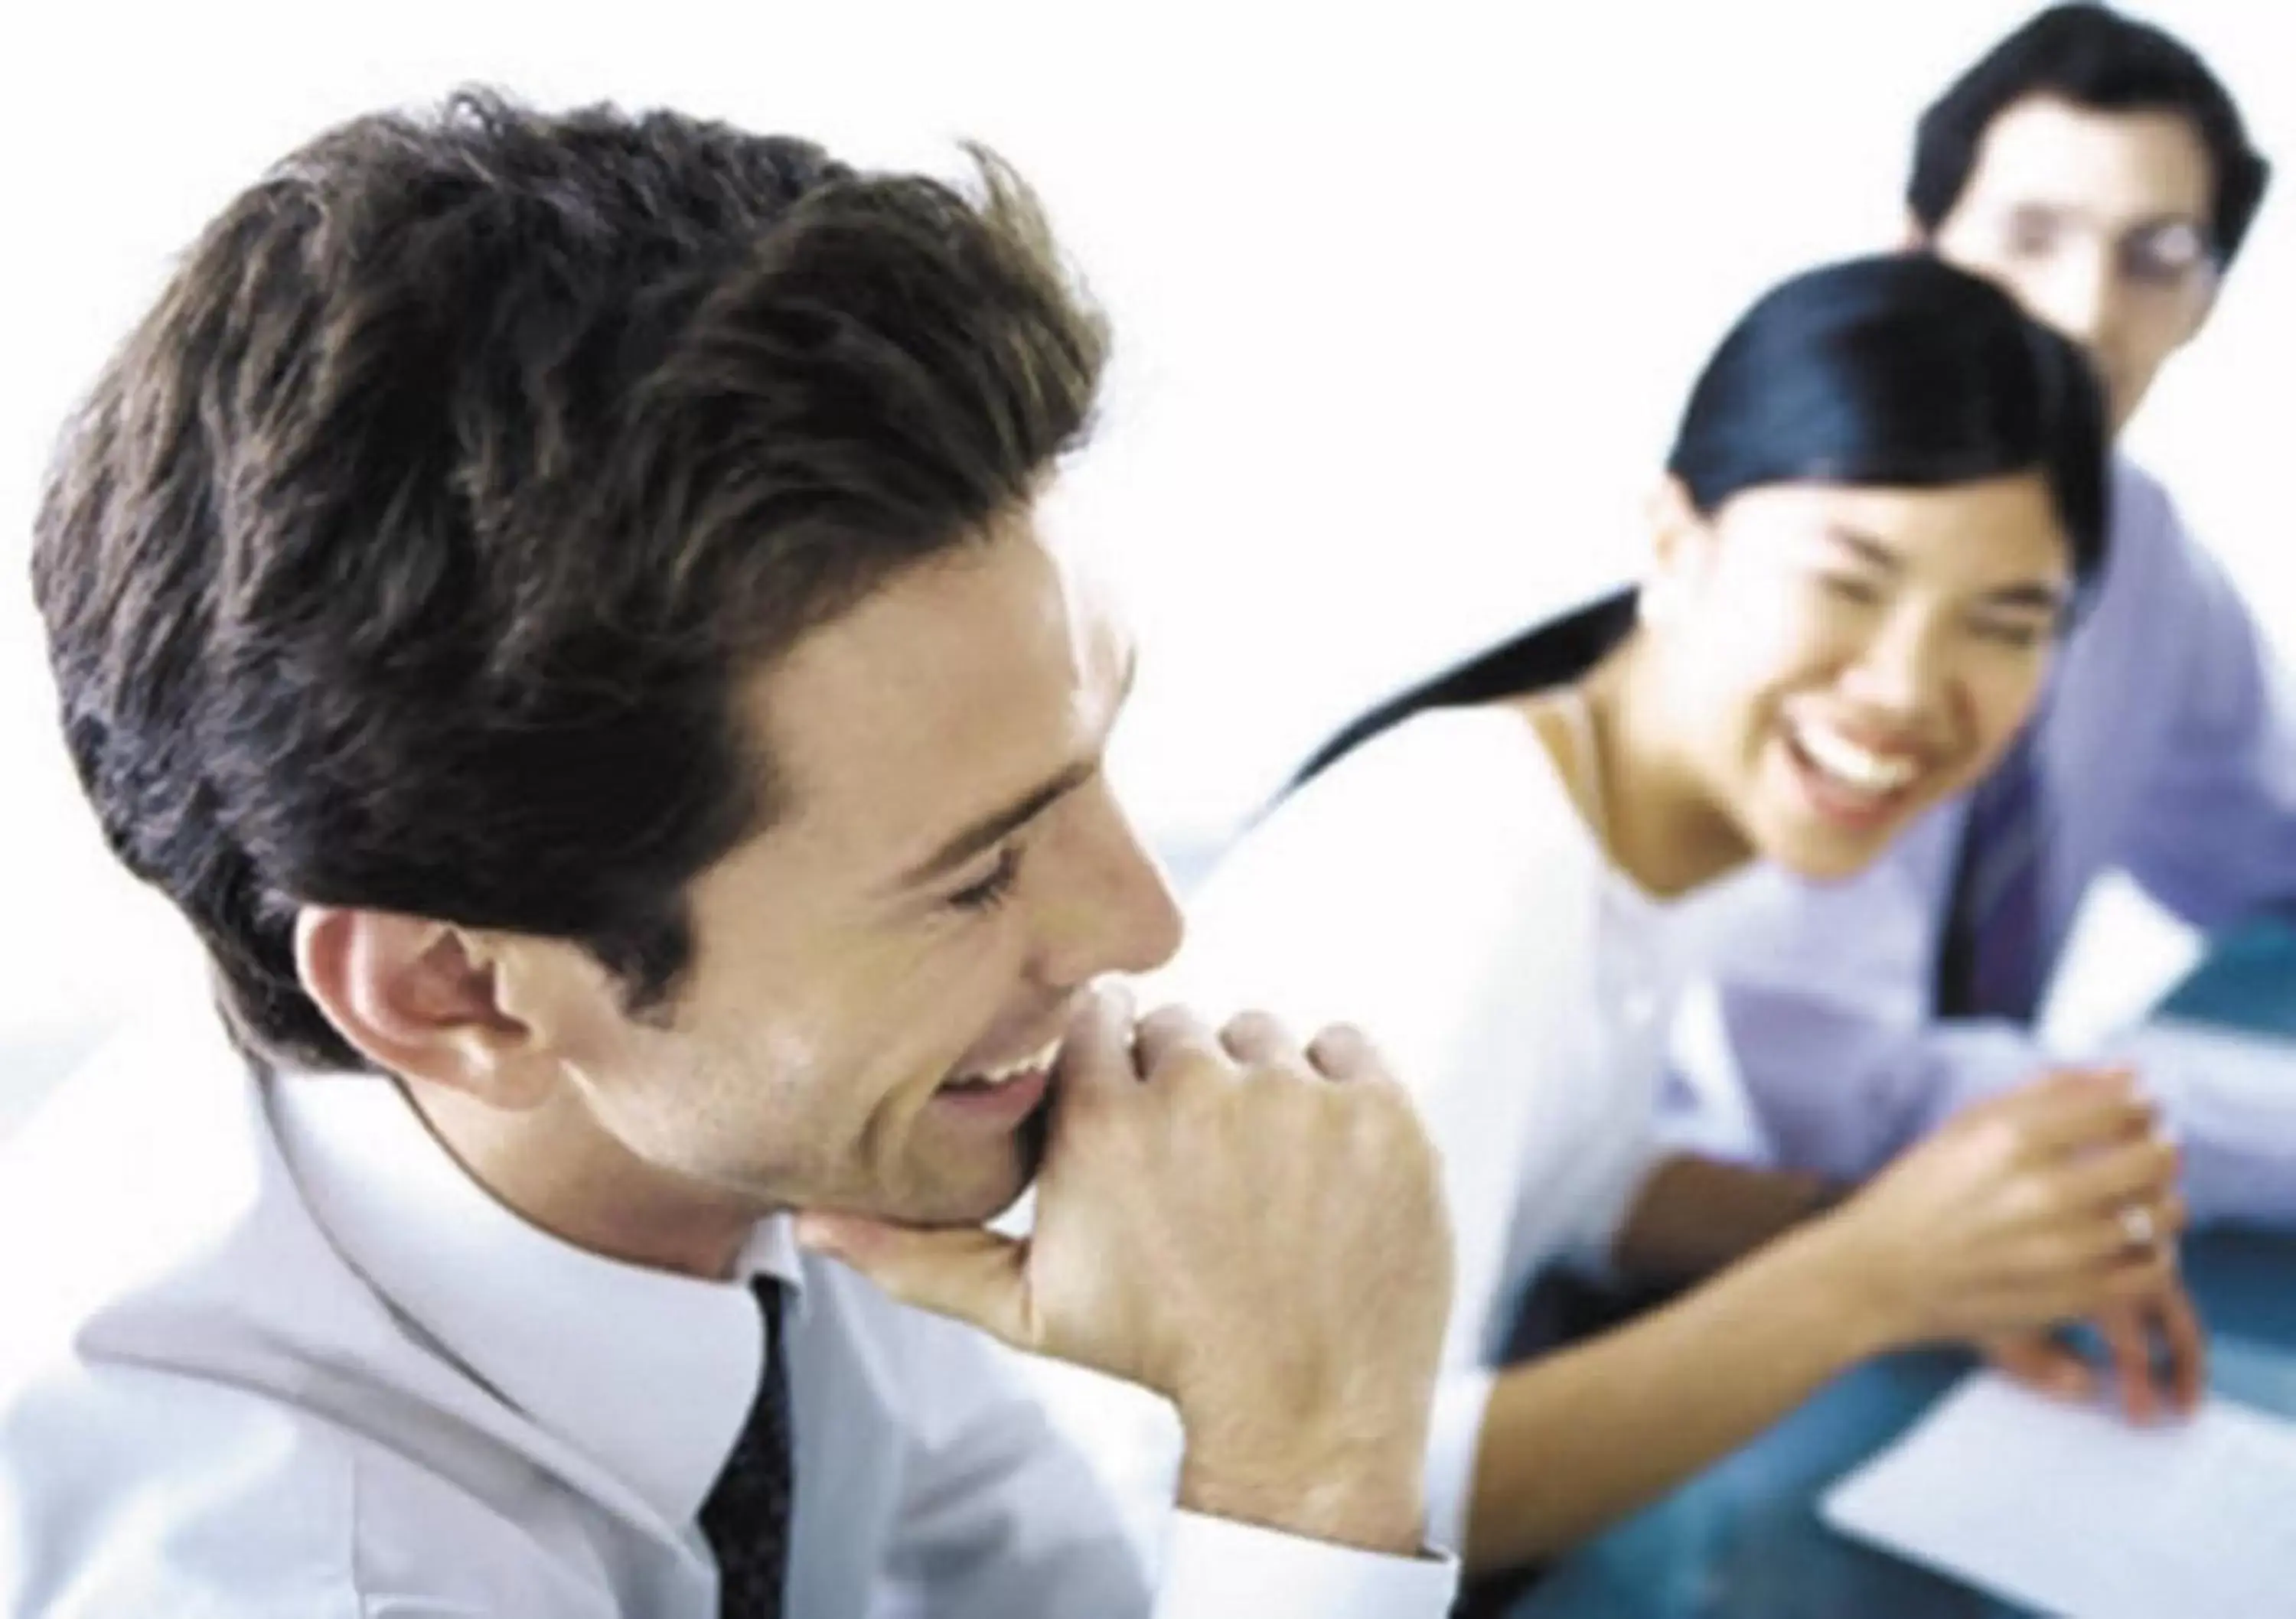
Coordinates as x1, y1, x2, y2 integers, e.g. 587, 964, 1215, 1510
1176, 1435, 1427, 1555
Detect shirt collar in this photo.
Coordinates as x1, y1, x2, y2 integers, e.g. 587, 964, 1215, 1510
269, 1068, 801, 1529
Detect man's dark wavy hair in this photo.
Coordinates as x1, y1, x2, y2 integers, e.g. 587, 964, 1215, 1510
34, 91, 1107, 1072
1909, 4, 2271, 265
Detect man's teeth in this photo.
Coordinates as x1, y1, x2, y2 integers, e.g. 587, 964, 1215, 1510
961, 1039, 1062, 1088
1792, 719, 1920, 793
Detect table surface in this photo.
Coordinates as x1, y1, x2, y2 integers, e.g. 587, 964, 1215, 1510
1518, 920, 2296, 1619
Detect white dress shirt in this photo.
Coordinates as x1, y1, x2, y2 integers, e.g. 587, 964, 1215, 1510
1677, 458, 2296, 1223
0, 1002, 1457, 1617
1151, 705, 1756, 1552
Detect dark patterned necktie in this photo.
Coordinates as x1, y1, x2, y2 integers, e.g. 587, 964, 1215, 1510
700, 1277, 794, 1619
1936, 725, 2051, 1023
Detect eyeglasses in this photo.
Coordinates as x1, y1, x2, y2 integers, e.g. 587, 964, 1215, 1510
1996, 207, 2218, 298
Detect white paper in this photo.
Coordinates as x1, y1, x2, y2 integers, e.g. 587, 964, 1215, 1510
1821, 1372, 2296, 1618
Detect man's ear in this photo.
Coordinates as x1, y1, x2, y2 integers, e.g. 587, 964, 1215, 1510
295, 908, 552, 1107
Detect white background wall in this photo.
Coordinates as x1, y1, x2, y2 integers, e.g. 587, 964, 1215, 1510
1, 1, 2289, 1110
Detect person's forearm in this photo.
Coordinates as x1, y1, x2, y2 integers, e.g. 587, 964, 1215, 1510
1465, 1218, 1888, 1572
1609, 1152, 1837, 1283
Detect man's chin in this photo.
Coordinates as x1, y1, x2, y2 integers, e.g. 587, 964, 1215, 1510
810, 1097, 1055, 1233
895, 1116, 1049, 1230
948, 1089, 1053, 1223
967, 1131, 1045, 1229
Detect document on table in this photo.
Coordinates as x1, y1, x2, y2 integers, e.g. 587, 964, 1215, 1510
1822, 1372, 2296, 1618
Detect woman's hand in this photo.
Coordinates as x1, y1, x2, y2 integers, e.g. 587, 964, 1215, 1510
1809, 1068, 2186, 1350
1979, 1280, 2207, 1423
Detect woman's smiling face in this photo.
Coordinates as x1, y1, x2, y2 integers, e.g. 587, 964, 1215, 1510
1651, 471, 2074, 881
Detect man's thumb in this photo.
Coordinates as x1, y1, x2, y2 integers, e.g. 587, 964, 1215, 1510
795, 1213, 1035, 1349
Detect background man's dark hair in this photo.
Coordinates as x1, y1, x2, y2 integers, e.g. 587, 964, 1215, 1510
1908, 2, 2272, 265
33, 90, 1107, 1073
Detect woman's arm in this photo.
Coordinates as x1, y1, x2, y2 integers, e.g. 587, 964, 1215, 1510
1464, 1214, 1878, 1569
1613, 1125, 2206, 1425
1466, 1072, 2183, 1573
1608, 1152, 1837, 1285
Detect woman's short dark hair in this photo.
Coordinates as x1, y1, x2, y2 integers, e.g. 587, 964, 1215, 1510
1668, 252, 2109, 590
1909, 3, 2272, 266
33, 91, 1107, 1073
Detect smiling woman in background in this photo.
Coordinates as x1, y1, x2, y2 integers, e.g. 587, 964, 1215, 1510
1159, 252, 2193, 1575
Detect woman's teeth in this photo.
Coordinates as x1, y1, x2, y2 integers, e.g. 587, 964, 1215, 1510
1791, 718, 1921, 795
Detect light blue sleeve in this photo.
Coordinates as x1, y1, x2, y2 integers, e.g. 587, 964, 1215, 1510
1701, 979, 2296, 1229
2113, 492, 2296, 926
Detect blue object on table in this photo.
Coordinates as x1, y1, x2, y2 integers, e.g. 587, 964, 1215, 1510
2156, 919, 2296, 1038
1514, 920, 2296, 1619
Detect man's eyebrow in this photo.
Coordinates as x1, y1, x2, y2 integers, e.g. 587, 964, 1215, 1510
893, 647, 1139, 893
899, 764, 1097, 893
2120, 210, 2210, 242
2009, 201, 2207, 240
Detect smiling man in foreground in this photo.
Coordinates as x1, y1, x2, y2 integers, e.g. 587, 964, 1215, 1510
0, 94, 1456, 1617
